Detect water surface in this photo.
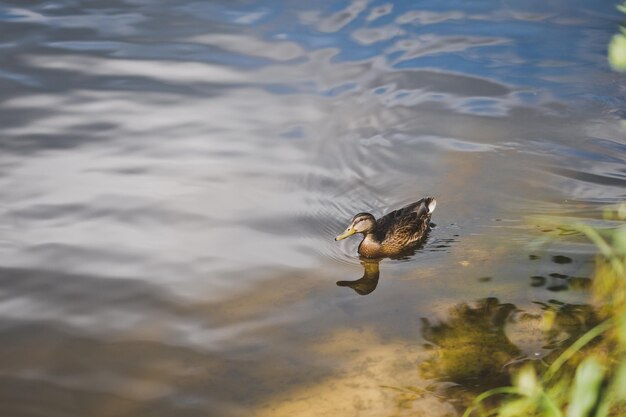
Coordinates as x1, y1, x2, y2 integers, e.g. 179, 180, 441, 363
0, 0, 625, 416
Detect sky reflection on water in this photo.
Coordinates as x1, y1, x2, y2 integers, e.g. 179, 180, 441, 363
0, 0, 625, 416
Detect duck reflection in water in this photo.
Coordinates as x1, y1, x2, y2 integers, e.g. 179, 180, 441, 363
336, 258, 381, 295
335, 197, 436, 295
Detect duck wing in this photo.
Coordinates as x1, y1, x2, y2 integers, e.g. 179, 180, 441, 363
375, 197, 435, 244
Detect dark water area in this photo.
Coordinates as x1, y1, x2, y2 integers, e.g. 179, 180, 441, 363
0, 0, 625, 416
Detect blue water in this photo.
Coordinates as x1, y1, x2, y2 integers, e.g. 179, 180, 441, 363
0, 1, 624, 416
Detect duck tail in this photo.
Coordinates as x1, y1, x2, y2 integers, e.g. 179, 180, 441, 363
425, 197, 436, 214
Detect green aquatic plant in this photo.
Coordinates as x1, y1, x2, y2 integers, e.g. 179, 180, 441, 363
420, 298, 520, 389
384, 297, 597, 415
463, 205, 626, 417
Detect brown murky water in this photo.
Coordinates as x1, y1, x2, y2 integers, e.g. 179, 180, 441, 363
0, 1, 625, 416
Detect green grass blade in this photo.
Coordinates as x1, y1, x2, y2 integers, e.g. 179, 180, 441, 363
544, 319, 613, 382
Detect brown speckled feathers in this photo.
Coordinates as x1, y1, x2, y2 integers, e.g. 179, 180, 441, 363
357, 197, 436, 257
375, 198, 434, 246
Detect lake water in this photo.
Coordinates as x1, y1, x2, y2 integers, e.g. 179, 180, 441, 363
0, 0, 625, 416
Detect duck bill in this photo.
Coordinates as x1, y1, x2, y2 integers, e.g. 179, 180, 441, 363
335, 228, 356, 241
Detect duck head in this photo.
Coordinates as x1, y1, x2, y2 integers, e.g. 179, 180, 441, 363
335, 213, 376, 241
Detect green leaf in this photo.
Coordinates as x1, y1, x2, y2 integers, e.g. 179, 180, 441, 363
516, 365, 539, 397
614, 360, 626, 400
566, 357, 605, 417
609, 34, 626, 72
542, 392, 563, 417
462, 387, 520, 417
498, 398, 536, 417
544, 319, 613, 382
611, 227, 626, 255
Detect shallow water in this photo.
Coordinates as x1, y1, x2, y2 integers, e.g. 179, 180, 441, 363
0, 0, 625, 416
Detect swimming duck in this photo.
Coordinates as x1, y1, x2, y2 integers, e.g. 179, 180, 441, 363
335, 197, 436, 258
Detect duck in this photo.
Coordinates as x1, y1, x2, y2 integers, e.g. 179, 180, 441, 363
335, 197, 436, 258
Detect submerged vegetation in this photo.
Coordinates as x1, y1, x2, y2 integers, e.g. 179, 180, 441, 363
462, 206, 626, 417
460, 9, 626, 415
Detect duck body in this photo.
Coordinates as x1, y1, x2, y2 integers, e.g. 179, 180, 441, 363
335, 197, 436, 258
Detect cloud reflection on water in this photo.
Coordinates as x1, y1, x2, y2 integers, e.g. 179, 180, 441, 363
0, 0, 624, 415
